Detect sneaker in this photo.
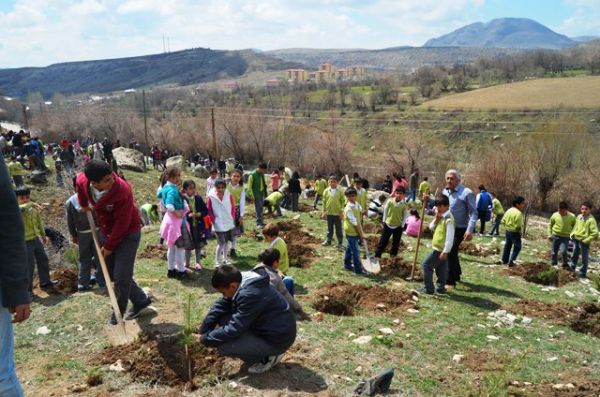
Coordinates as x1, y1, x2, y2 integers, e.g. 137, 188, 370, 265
167, 269, 177, 278
124, 298, 152, 320
343, 266, 353, 271
230, 249, 237, 258
248, 354, 284, 374
436, 287, 447, 294
176, 270, 190, 280
89, 276, 97, 286
321, 240, 332, 246
77, 285, 93, 292
419, 287, 434, 295
337, 244, 345, 251
577, 271, 587, 279
40, 280, 57, 289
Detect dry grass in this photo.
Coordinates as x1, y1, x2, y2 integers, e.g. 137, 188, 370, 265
422, 76, 600, 110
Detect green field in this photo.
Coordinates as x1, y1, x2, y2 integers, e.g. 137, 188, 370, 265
12, 167, 600, 396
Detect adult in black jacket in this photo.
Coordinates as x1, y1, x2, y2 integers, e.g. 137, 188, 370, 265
289, 171, 302, 212
198, 265, 296, 374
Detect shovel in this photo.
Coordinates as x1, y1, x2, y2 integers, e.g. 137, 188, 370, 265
86, 211, 142, 346
359, 225, 380, 274
409, 191, 433, 281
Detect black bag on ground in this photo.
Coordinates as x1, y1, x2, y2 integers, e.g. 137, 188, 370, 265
354, 368, 394, 396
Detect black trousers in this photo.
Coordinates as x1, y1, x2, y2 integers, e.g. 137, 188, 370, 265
375, 224, 403, 258
447, 227, 466, 285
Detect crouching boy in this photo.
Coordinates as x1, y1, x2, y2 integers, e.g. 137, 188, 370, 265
421, 195, 455, 294
198, 265, 297, 374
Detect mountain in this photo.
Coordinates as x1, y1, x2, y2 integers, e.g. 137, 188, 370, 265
0, 48, 303, 98
424, 18, 577, 49
570, 36, 599, 43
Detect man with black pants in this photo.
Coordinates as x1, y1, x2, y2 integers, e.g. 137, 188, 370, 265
442, 169, 477, 288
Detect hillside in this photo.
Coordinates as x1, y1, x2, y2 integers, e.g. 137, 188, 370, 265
422, 76, 600, 110
424, 18, 577, 49
267, 46, 524, 71
0, 48, 303, 98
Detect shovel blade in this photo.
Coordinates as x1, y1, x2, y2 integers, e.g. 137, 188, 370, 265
363, 257, 381, 274
104, 320, 142, 346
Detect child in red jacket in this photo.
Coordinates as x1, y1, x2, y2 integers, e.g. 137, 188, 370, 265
76, 160, 152, 325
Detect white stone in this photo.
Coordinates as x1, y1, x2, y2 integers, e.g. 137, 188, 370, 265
379, 327, 394, 335
354, 366, 362, 373
552, 384, 565, 390
393, 319, 401, 325
376, 303, 387, 309
547, 356, 558, 362
565, 383, 575, 389
352, 335, 373, 345
412, 295, 419, 302
522, 317, 532, 325
112, 147, 146, 172
486, 335, 500, 340
452, 354, 464, 364
36, 326, 51, 335
166, 155, 186, 169
109, 360, 125, 372
348, 333, 356, 338
228, 381, 238, 389
76, 325, 83, 332
406, 308, 419, 314
564, 291, 575, 298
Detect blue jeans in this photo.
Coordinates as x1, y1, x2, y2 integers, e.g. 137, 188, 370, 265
408, 189, 416, 202
254, 194, 264, 226
489, 214, 503, 235
0, 288, 25, 397
344, 236, 363, 274
502, 231, 522, 265
551, 235, 570, 267
283, 276, 294, 296
422, 250, 448, 293
571, 238, 589, 275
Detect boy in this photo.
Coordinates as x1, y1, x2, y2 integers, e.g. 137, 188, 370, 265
322, 175, 345, 250
55, 158, 64, 187
547, 201, 576, 269
206, 169, 218, 196
198, 265, 296, 374
76, 159, 151, 324
375, 188, 408, 259
418, 176, 431, 201
570, 201, 598, 278
247, 163, 268, 228
264, 189, 284, 218
8, 155, 25, 188
262, 223, 290, 275
500, 196, 526, 267
488, 193, 504, 236
421, 195, 454, 294
475, 185, 493, 235
66, 191, 105, 291
15, 187, 55, 294
313, 174, 327, 209
343, 188, 367, 275
353, 178, 368, 217
368, 193, 387, 220
139, 203, 160, 226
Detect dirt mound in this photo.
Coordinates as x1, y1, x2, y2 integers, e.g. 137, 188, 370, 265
312, 281, 418, 316
94, 333, 228, 387
365, 235, 380, 248
507, 299, 578, 323
570, 303, 600, 337
362, 222, 383, 234
460, 241, 499, 256
139, 245, 167, 260
287, 244, 317, 268
461, 351, 505, 372
40, 198, 70, 232
504, 262, 576, 287
50, 267, 78, 294
277, 220, 320, 268
379, 257, 422, 281
524, 381, 600, 396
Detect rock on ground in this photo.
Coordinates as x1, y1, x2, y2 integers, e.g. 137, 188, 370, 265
194, 164, 209, 178
112, 147, 145, 172
166, 155, 186, 170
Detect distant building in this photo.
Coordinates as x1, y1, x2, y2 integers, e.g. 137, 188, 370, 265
285, 63, 365, 84
223, 81, 238, 91
286, 69, 307, 83
265, 79, 280, 87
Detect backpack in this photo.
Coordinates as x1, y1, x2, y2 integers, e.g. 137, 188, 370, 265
477, 191, 492, 212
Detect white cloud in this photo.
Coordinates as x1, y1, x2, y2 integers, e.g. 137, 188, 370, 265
556, 0, 600, 36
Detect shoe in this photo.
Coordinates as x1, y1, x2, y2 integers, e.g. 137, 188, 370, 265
89, 276, 97, 286
321, 240, 332, 246
354, 271, 369, 276
77, 285, 93, 292
230, 249, 237, 258
124, 298, 152, 320
248, 354, 284, 374
508, 263, 515, 268
167, 269, 177, 278
436, 287, 447, 294
109, 313, 118, 326
344, 266, 353, 271
337, 244, 345, 251
577, 272, 587, 279
194, 263, 203, 271
419, 287, 434, 295
176, 270, 190, 279
40, 280, 57, 289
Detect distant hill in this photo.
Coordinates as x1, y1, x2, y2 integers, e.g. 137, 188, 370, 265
0, 48, 303, 98
424, 18, 577, 49
570, 36, 599, 43
267, 46, 524, 71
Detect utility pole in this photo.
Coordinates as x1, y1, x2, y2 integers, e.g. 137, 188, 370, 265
142, 90, 149, 170
211, 107, 218, 160
22, 104, 29, 130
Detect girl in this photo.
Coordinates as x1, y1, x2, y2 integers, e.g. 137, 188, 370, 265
159, 166, 190, 279
182, 180, 208, 270
405, 209, 423, 238
207, 178, 236, 266
226, 169, 245, 258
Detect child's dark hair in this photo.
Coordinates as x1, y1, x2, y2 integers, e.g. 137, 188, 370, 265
512, 196, 525, 206
258, 163, 268, 170
328, 174, 337, 181
435, 194, 449, 207
316, 174, 322, 179
214, 178, 226, 188
558, 201, 569, 210
159, 171, 168, 187
258, 248, 280, 268
183, 180, 196, 190
72, 176, 77, 189
423, 176, 428, 181
345, 187, 357, 196
209, 168, 218, 174
230, 169, 243, 185
410, 209, 420, 219
378, 194, 387, 202
394, 187, 406, 194
581, 201, 593, 209
84, 159, 112, 182
165, 166, 180, 180
354, 177, 363, 185
479, 185, 486, 191
262, 223, 279, 237
211, 265, 242, 289
9, 155, 16, 161
15, 187, 31, 196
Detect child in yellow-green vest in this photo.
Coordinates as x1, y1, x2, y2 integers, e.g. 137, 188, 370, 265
500, 196, 526, 267
570, 201, 599, 278
313, 175, 327, 209
488, 192, 504, 236
322, 175, 345, 250
547, 201, 576, 269
8, 155, 25, 188
421, 195, 454, 294
246, 163, 267, 228
262, 223, 295, 294
343, 188, 367, 275
227, 169, 246, 258
15, 187, 55, 294
353, 178, 368, 218
375, 187, 408, 258
265, 189, 284, 218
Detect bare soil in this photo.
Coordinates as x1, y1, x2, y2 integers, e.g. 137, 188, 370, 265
570, 303, 600, 338
460, 241, 500, 256
312, 281, 418, 316
461, 350, 506, 372
139, 244, 167, 260
50, 267, 78, 294
503, 262, 577, 287
362, 222, 383, 234
379, 257, 423, 281
509, 380, 600, 396
278, 220, 320, 268
39, 197, 70, 232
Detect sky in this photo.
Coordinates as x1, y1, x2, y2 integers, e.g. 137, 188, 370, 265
0, 0, 598, 68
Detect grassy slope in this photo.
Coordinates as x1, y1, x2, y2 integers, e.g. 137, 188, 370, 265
13, 167, 600, 396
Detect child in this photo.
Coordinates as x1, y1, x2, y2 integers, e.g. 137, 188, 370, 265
159, 166, 190, 279
547, 201, 576, 269
405, 209, 422, 238
227, 169, 246, 257
55, 158, 64, 187
500, 196, 526, 267
207, 178, 236, 266
353, 178, 368, 218
76, 160, 151, 324
198, 265, 297, 374
343, 188, 367, 275
262, 223, 290, 276
476, 185, 493, 235
367, 194, 387, 220
488, 193, 504, 236
421, 195, 455, 294
270, 168, 281, 192
375, 188, 408, 258
66, 191, 105, 291
139, 203, 160, 226
8, 155, 25, 187
247, 163, 268, 227
265, 189, 284, 218
313, 174, 327, 209
289, 171, 301, 212
322, 175, 345, 250
206, 168, 218, 196
418, 176, 431, 202
183, 180, 208, 270
15, 187, 55, 294
570, 201, 598, 278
